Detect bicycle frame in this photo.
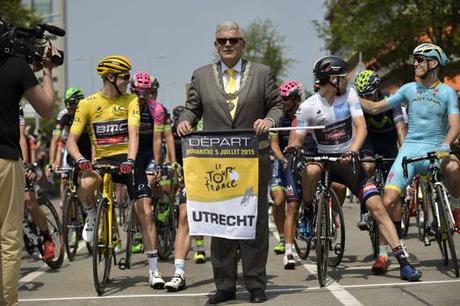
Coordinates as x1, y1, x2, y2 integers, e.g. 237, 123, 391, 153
102, 171, 115, 250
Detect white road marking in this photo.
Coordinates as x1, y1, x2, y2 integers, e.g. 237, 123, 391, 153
18, 279, 460, 302
19, 243, 87, 285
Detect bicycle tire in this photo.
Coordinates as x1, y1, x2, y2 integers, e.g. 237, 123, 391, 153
369, 217, 379, 259
316, 190, 330, 287
436, 185, 459, 277
401, 197, 410, 238
125, 202, 135, 269
37, 196, 65, 270
156, 196, 176, 260
93, 198, 112, 295
63, 193, 79, 261
328, 190, 345, 268
415, 182, 426, 242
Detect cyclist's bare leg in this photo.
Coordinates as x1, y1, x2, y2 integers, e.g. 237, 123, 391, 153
77, 170, 101, 209
271, 189, 285, 237
301, 163, 322, 202
133, 197, 157, 251
442, 156, 460, 198
175, 203, 191, 259
361, 159, 376, 177
332, 182, 347, 205
368, 192, 400, 249
24, 191, 48, 231
284, 201, 299, 245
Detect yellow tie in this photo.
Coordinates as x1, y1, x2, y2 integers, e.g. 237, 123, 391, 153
226, 68, 238, 119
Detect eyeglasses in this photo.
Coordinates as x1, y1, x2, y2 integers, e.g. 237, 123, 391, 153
117, 73, 131, 80
216, 37, 242, 46
414, 56, 428, 64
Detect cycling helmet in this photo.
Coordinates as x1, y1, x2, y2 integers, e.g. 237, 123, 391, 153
313, 56, 347, 79
278, 80, 303, 98
172, 105, 185, 124
150, 75, 160, 90
96, 55, 132, 76
354, 70, 381, 95
413, 43, 448, 66
64, 87, 85, 105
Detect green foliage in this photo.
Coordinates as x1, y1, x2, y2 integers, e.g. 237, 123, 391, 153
243, 19, 294, 82
0, 0, 42, 27
315, 0, 460, 83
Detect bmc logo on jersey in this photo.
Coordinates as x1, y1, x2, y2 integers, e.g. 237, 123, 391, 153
93, 120, 128, 137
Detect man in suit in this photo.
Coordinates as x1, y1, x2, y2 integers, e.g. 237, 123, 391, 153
177, 21, 284, 304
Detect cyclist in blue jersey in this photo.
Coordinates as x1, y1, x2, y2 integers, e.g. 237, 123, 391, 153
360, 43, 460, 274
354, 70, 407, 230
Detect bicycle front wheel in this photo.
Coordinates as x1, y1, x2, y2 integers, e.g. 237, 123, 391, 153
156, 197, 176, 260
37, 195, 65, 270
316, 190, 330, 287
125, 202, 135, 269
63, 193, 80, 261
93, 199, 112, 295
327, 190, 345, 268
436, 185, 459, 277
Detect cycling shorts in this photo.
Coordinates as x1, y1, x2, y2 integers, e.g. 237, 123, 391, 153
271, 159, 300, 203
385, 142, 438, 194
95, 154, 150, 201
360, 136, 398, 159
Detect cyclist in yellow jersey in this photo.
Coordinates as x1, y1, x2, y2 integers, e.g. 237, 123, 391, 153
66, 55, 166, 288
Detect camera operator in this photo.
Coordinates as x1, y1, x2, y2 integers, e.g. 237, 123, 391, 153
0, 18, 62, 306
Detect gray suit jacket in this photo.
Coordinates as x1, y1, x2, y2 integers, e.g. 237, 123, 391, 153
179, 60, 284, 137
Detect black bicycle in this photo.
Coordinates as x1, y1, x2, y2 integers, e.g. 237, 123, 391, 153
53, 167, 92, 261
289, 151, 346, 287
402, 151, 459, 277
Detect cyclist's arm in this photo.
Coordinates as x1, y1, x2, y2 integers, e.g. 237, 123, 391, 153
444, 114, 460, 145
67, 133, 82, 160
128, 124, 139, 160
359, 98, 390, 115
153, 130, 162, 164
165, 129, 177, 163
270, 133, 284, 161
290, 132, 306, 148
48, 127, 62, 166
67, 102, 87, 160
351, 116, 367, 153
24, 66, 55, 119
395, 121, 406, 147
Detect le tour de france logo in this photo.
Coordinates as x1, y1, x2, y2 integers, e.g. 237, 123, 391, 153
205, 163, 239, 192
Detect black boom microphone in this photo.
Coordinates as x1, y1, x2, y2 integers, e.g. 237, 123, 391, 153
38, 24, 66, 37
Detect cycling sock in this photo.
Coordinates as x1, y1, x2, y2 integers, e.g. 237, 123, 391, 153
393, 221, 402, 239
174, 259, 185, 277
285, 243, 293, 255
146, 250, 158, 274
378, 245, 389, 258
195, 239, 205, 252
279, 234, 285, 244
392, 245, 409, 268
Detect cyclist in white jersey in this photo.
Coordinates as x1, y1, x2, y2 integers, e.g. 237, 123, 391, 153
291, 56, 421, 281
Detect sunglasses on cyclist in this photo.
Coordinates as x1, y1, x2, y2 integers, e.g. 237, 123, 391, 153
216, 37, 242, 46
117, 73, 131, 80
414, 56, 428, 64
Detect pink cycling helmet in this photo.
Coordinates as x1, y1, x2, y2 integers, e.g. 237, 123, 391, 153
131, 72, 152, 98
278, 80, 303, 98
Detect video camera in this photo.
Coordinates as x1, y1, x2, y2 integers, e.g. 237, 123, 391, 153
0, 17, 65, 66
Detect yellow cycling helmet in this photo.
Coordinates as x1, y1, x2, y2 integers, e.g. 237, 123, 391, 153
97, 55, 132, 76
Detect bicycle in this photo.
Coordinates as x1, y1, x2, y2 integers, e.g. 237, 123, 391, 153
360, 156, 395, 258
403, 175, 427, 241
52, 167, 92, 261
402, 151, 459, 277
288, 151, 346, 287
92, 164, 125, 295
22, 165, 65, 269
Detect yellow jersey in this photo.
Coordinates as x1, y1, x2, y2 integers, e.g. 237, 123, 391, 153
70, 91, 140, 160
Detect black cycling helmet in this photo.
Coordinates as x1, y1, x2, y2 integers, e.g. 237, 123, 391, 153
313, 56, 347, 79
172, 105, 186, 124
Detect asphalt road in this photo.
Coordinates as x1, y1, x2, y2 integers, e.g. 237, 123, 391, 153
18, 199, 460, 306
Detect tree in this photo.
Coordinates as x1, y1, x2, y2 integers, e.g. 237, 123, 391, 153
243, 19, 293, 82
314, 0, 460, 84
0, 0, 42, 27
